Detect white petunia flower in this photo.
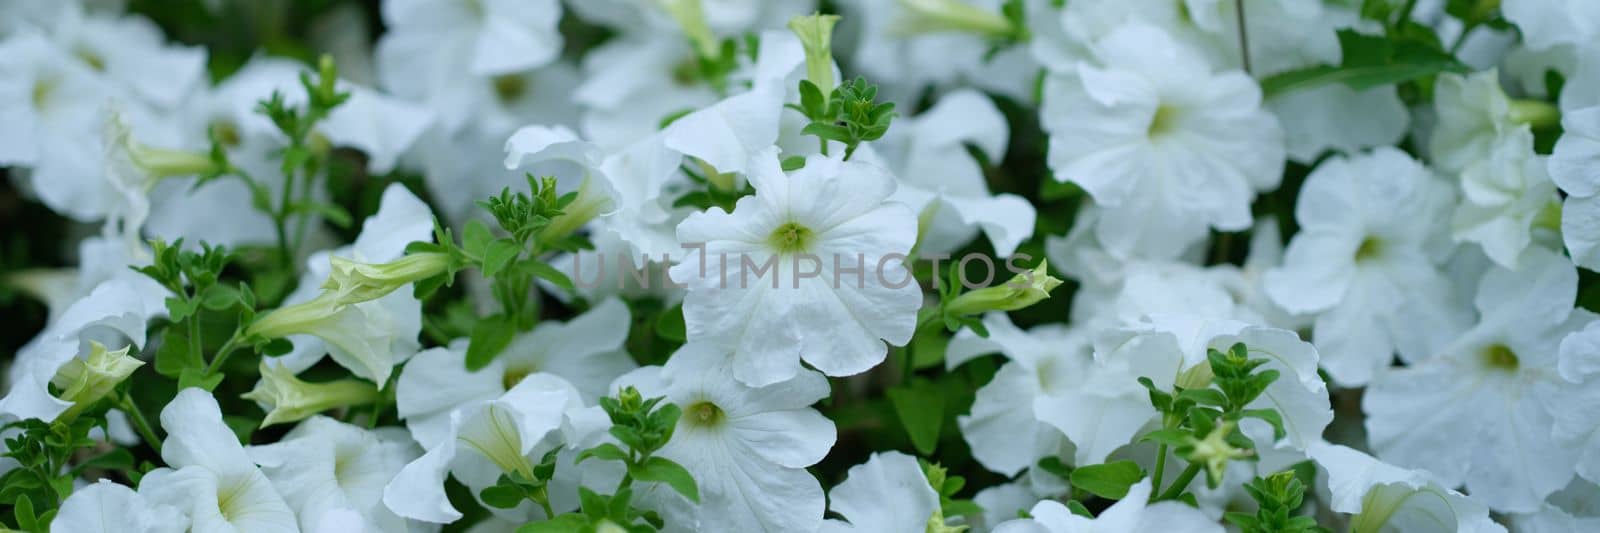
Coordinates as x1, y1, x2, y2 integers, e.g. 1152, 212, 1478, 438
1431, 69, 1524, 173
1263, 148, 1464, 386
255, 183, 431, 385
859, 88, 1035, 257
1452, 126, 1561, 268
1041, 21, 1284, 260
1043, 318, 1332, 469
992, 478, 1222, 533
50, 479, 188, 533
669, 148, 920, 386
662, 29, 803, 177
835, 0, 1033, 104
1306, 442, 1504, 533
139, 388, 298, 533
248, 416, 425, 532
384, 373, 592, 524
946, 313, 1083, 476
396, 299, 635, 448
1502, 0, 1600, 51
616, 342, 836, 532
1364, 248, 1589, 512
1550, 106, 1600, 269
574, 34, 718, 150
820, 452, 940, 533
1510, 479, 1600, 532
1269, 84, 1410, 164
377, 0, 561, 79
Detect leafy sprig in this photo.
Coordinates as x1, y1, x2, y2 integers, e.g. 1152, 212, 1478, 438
792, 77, 896, 160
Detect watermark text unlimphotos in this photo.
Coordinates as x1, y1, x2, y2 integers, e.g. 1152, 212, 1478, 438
571, 242, 1045, 291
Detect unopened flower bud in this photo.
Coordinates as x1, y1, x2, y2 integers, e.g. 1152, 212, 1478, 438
322, 252, 451, 306
944, 261, 1063, 316
539, 175, 610, 244
658, 0, 719, 61
108, 113, 220, 180
1185, 420, 1251, 487
51, 341, 143, 421
788, 14, 841, 99
894, 0, 1016, 39
242, 362, 380, 427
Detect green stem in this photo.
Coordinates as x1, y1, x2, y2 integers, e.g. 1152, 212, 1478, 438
203, 332, 244, 376
1235, 0, 1251, 75
1157, 463, 1202, 501
118, 394, 162, 453
1151, 444, 1168, 500
186, 305, 204, 368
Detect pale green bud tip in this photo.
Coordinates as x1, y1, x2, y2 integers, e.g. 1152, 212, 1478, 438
789, 13, 841, 97
108, 113, 219, 179
322, 252, 451, 306
246, 291, 341, 340
658, 0, 719, 60
944, 261, 1064, 316
242, 362, 380, 427
51, 341, 143, 421
894, 0, 1016, 39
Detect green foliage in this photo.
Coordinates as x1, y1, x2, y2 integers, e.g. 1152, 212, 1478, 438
1225, 470, 1331, 533
1069, 460, 1144, 500
792, 77, 897, 160
0, 418, 103, 532
479, 447, 564, 514
1261, 29, 1469, 97
887, 378, 945, 456
529, 386, 698, 532
134, 239, 257, 389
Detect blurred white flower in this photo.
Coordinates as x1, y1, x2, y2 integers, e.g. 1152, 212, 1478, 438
51, 480, 188, 533
248, 416, 426, 532
141, 388, 298, 533
820, 452, 939, 533
992, 478, 1222, 533
1307, 442, 1505, 533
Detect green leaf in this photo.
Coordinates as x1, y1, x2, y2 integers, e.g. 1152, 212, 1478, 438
780, 156, 807, 171
200, 284, 242, 311
1261, 29, 1467, 97
886, 379, 944, 455
154, 327, 194, 377
462, 220, 494, 260
630, 456, 700, 503
1139, 428, 1194, 447
1069, 460, 1145, 500
1241, 409, 1287, 440
1066, 500, 1093, 518
286, 200, 353, 228
480, 481, 527, 509
1177, 388, 1229, 408
481, 239, 521, 278
465, 314, 516, 371
654, 305, 687, 343
73, 448, 135, 473
13, 494, 36, 531
801, 122, 853, 143
528, 260, 575, 292
576, 443, 629, 464
178, 367, 223, 392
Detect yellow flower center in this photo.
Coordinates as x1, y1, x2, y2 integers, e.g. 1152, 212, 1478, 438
769, 222, 814, 254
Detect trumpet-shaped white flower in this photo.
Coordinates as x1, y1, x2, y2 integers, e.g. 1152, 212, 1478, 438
662, 30, 802, 177
1551, 107, 1600, 270
669, 149, 921, 386
861, 89, 1035, 257
377, 0, 561, 79
384, 373, 590, 524
821, 452, 939, 533
248, 416, 426, 532
1307, 442, 1505, 533
50, 479, 188, 533
2, 276, 166, 423
139, 388, 298, 533
1502, 0, 1600, 51
1431, 70, 1522, 173
1042, 21, 1284, 259
1044, 319, 1332, 468
1365, 248, 1590, 512
616, 342, 836, 532
1511, 479, 1600, 532
992, 479, 1222, 533
947, 313, 1083, 476
1263, 148, 1463, 386
396, 299, 635, 447
259, 183, 431, 385
1452, 127, 1561, 268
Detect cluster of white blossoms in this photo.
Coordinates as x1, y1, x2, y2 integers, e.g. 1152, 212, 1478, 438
3, 0, 1600, 532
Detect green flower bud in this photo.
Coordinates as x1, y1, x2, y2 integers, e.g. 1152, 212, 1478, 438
322, 252, 452, 306
944, 260, 1064, 316
51, 341, 143, 422
658, 0, 719, 60
894, 0, 1016, 40
108, 113, 220, 180
246, 291, 341, 341
242, 362, 380, 427
788, 14, 842, 99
